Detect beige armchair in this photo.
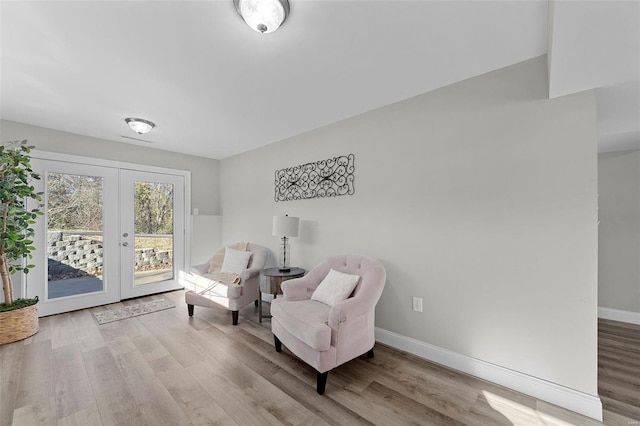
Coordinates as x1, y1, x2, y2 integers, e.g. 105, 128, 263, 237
271, 254, 386, 394
184, 243, 268, 325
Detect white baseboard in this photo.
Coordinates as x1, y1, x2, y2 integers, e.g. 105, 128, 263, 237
374, 327, 603, 421
598, 306, 640, 325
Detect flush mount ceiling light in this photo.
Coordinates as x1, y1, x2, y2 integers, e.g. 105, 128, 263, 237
125, 117, 155, 135
234, 0, 290, 34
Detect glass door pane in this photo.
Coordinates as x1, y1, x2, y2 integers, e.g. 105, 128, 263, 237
133, 181, 174, 286
47, 173, 104, 299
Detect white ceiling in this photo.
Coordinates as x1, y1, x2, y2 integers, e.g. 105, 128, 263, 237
1, 0, 638, 159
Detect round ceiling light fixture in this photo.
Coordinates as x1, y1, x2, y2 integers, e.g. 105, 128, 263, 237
234, 0, 290, 34
125, 117, 155, 135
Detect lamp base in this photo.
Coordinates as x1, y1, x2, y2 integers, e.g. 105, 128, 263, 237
278, 237, 291, 272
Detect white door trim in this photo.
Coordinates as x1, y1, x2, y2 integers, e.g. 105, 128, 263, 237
31, 150, 192, 178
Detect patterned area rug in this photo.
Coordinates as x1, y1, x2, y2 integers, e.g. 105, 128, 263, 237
93, 299, 175, 324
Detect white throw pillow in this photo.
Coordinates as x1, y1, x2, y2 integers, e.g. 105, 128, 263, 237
220, 247, 252, 275
311, 269, 360, 306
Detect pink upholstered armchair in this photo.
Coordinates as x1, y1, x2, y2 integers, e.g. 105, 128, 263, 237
271, 254, 386, 394
184, 243, 268, 325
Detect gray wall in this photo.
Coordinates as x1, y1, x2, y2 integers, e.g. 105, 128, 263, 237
220, 56, 599, 395
598, 150, 640, 314
0, 120, 221, 215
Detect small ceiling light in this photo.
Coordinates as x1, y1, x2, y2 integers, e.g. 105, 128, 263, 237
125, 117, 155, 135
234, 0, 290, 34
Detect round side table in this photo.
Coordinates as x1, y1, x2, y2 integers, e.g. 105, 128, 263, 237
259, 267, 305, 323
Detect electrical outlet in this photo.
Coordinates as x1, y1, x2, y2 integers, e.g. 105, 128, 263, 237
412, 296, 423, 312
193, 208, 199, 215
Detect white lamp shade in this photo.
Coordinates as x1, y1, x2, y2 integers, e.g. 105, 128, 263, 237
237, 0, 287, 33
272, 215, 299, 237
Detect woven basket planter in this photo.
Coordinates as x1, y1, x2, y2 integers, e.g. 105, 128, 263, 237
0, 302, 39, 345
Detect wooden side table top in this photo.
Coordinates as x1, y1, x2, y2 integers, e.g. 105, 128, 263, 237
262, 267, 305, 278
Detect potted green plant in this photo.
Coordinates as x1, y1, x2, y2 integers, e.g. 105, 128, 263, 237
0, 140, 42, 345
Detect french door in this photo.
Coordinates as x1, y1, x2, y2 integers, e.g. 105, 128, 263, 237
29, 157, 187, 316
119, 169, 184, 299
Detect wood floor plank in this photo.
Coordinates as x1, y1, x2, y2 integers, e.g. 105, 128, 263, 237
130, 332, 171, 362
0, 340, 24, 426
185, 360, 284, 425
14, 340, 53, 409
30, 315, 52, 344
599, 348, 640, 369
362, 380, 464, 425
242, 373, 331, 426
135, 308, 207, 368
600, 395, 640, 422
476, 391, 602, 426
598, 318, 640, 422
57, 405, 103, 426
49, 312, 79, 349
81, 346, 141, 425
226, 327, 318, 389
268, 368, 374, 426
113, 349, 191, 425
95, 312, 152, 345
599, 380, 640, 408
356, 347, 478, 406
599, 365, 640, 389
325, 378, 459, 426
11, 397, 56, 426
537, 399, 605, 426
599, 329, 640, 347
599, 319, 640, 334
149, 354, 238, 426
70, 308, 106, 353
53, 342, 96, 420
599, 335, 640, 355
339, 351, 499, 425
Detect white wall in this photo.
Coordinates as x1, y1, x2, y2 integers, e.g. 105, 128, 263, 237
0, 120, 221, 215
191, 215, 223, 265
598, 150, 640, 317
220, 56, 599, 396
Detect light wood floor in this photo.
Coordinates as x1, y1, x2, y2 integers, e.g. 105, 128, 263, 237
598, 319, 640, 422
1, 291, 638, 426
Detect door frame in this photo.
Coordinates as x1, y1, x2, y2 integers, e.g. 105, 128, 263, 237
24, 151, 191, 316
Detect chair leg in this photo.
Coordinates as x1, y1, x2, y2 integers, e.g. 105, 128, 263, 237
232, 310, 239, 325
274, 335, 282, 352
187, 304, 194, 317
317, 371, 329, 395
367, 348, 374, 358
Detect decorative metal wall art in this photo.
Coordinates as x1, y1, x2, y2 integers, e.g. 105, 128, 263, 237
275, 154, 355, 202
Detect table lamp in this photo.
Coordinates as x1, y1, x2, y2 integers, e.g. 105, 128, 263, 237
272, 215, 299, 271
